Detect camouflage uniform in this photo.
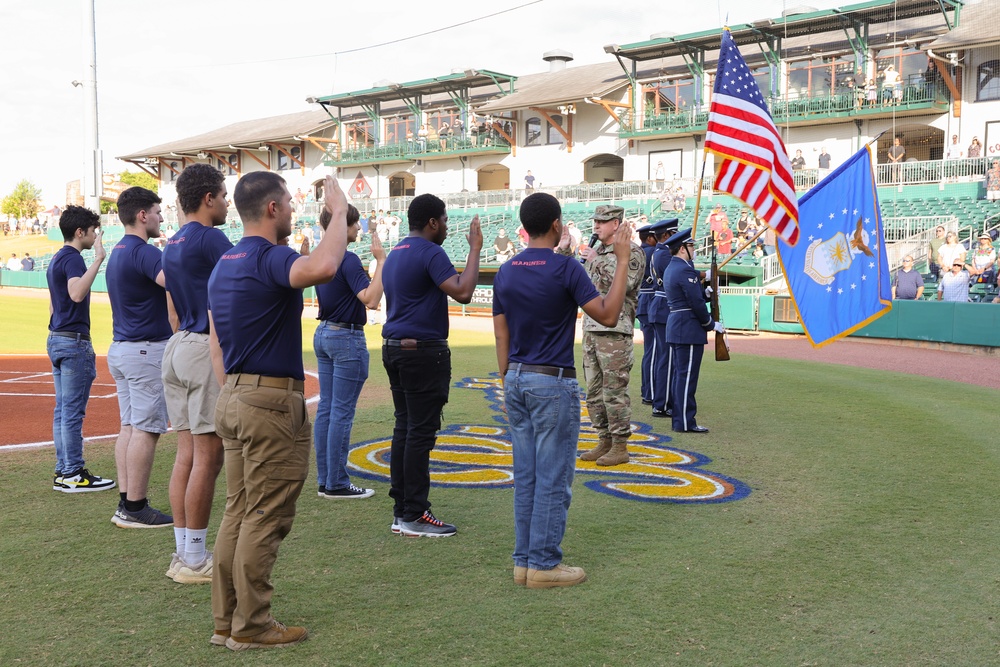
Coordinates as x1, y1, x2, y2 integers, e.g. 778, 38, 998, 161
580, 207, 645, 464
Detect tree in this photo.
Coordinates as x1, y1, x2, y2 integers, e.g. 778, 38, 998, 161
1, 179, 42, 220
100, 171, 159, 213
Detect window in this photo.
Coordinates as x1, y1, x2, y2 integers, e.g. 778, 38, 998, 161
384, 115, 415, 145
546, 114, 563, 145
525, 117, 542, 146
216, 153, 237, 176
166, 161, 180, 182
426, 109, 460, 131
874, 47, 928, 88
643, 78, 697, 114
276, 145, 301, 171
344, 120, 375, 151
978, 60, 1000, 101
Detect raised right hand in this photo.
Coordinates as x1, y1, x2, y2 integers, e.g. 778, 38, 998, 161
371, 230, 386, 261
612, 221, 632, 260
93, 228, 107, 263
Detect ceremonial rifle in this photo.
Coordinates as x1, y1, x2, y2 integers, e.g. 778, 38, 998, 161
710, 240, 731, 362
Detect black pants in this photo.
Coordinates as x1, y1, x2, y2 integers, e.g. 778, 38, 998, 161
382, 344, 451, 521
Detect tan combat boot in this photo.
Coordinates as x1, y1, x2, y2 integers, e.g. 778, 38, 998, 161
579, 436, 612, 461
596, 438, 629, 466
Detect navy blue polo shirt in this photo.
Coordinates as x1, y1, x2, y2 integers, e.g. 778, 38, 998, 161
46, 245, 90, 335
163, 222, 233, 334
382, 236, 457, 340
316, 251, 370, 325
106, 234, 171, 342
207, 236, 305, 380
493, 248, 599, 369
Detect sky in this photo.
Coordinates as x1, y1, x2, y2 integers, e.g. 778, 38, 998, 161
0, 0, 845, 207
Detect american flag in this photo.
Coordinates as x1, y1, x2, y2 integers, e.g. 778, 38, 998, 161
704, 29, 799, 245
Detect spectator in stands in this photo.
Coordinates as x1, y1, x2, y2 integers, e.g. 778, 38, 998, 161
417, 124, 428, 151
707, 204, 729, 237
517, 225, 530, 250
654, 162, 665, 191
818, 147, 832, 173
966, 233, 997, 284
426, 123, 438, 150
438, 122, 451, 151
790, 150, 806, 171
946, 134, 963, 160
887, 136, 906, 182
715, 221, 733, 257
937, 231, 965, 272
928, 225, 947, 280
524, 170, 536, 191
968, 137, 982, 159
892, 256, 924, 300
937, 259, 970, 302
566, 221, 582, 255
672, 186, 686, 212
492, 228, 514, 262
986, 160, 1000, 203
387, 213, 400, 246
881, 63, 902, 105
21, 253, 34, 271
452, 117, 464, 144
865, 78, 877, 107
854, 70, 866, 108
736, 209, 750, 238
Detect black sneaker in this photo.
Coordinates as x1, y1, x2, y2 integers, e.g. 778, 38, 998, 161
320, 484, 374, 499
58, 468, 116, 493
113, 504, 174, 529
399, 511, 457, 538
53, 474, 69, 492
652, 408, 672, 418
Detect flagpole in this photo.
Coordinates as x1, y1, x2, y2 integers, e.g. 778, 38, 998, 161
716, 226, 768, 271
690, 154, 708, 242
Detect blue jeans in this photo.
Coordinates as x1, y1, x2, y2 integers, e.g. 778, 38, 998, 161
313, 323, 369, 491
47, 334, 97, 475
504, 368, 581, 571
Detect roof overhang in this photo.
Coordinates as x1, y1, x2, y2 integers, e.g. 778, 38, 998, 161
314, 70, 517, 108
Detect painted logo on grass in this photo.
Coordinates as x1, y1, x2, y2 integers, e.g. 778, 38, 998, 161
348, 376, 749, 504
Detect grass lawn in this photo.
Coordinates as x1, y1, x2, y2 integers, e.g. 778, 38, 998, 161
1, 294, 998, 665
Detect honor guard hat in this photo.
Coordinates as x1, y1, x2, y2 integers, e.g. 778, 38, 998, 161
592, 205, 625, 221
665, 227, 694, 253
650, 218, 679, 234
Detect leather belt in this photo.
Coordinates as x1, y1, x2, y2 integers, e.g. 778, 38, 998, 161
383, 338, 449, 349
231, 374, 304, 392
325, 321, 364, 331
50, 331, 91, 341
511, 363, 576, 379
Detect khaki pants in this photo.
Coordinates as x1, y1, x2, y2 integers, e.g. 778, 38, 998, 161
211, 374, 310, 637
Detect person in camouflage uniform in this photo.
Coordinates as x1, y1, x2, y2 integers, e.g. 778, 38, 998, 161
576, 205, 645, 466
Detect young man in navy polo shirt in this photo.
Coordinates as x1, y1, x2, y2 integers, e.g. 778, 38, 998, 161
493, 192, 631, 588
106, 186, 174, 528
208, 173, 347, 650
47, 205, 115, 493
313, 204, 384, 500
161, 164, 233, 583
381, 193, 482, 537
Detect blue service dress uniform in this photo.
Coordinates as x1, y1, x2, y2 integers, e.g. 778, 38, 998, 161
648, 242, 672, 415
663, 254, 715, 432
636, 242, 657, 404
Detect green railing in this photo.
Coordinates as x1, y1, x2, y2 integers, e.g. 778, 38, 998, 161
324, 134, 511, 167
621, 82, 949, 138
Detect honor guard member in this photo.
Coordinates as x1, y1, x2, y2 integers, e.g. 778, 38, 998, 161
646, 219, 679, 419
635, 222, 658, 406
494, 193, 632, 589
207, 173, 348, 650
662, 228, 724, 433
576, 205, 645, 466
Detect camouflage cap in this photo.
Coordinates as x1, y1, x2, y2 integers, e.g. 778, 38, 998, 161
592, 205, 624, 221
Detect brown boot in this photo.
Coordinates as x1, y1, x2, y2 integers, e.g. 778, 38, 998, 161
526, 563, 587, 589
596, 439, 629, 466
579, 436, 612, 462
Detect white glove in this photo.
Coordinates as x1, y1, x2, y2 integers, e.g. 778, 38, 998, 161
704, 286, 714, 297
704, 268, 712, 283
713, 321, 725, 333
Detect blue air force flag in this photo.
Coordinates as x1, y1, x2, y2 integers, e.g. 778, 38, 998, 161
776, 146, 892, 348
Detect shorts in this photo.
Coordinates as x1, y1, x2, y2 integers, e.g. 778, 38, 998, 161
108, 340, 169, 434
162, 331, 219, 434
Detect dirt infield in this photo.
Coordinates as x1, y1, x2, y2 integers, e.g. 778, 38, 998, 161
0, 355, 320, 448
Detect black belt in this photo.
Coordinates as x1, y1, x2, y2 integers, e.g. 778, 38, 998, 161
511, 363, 576, 379
50, 331, 91, 341
383, 338, 449, 349
231, 373, 304, 392
324, 321, 364, 331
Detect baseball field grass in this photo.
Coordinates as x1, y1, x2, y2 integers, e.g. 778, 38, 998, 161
1, 292, 998, 666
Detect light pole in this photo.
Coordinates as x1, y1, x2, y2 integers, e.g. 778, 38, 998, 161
81, 0, 101, 210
